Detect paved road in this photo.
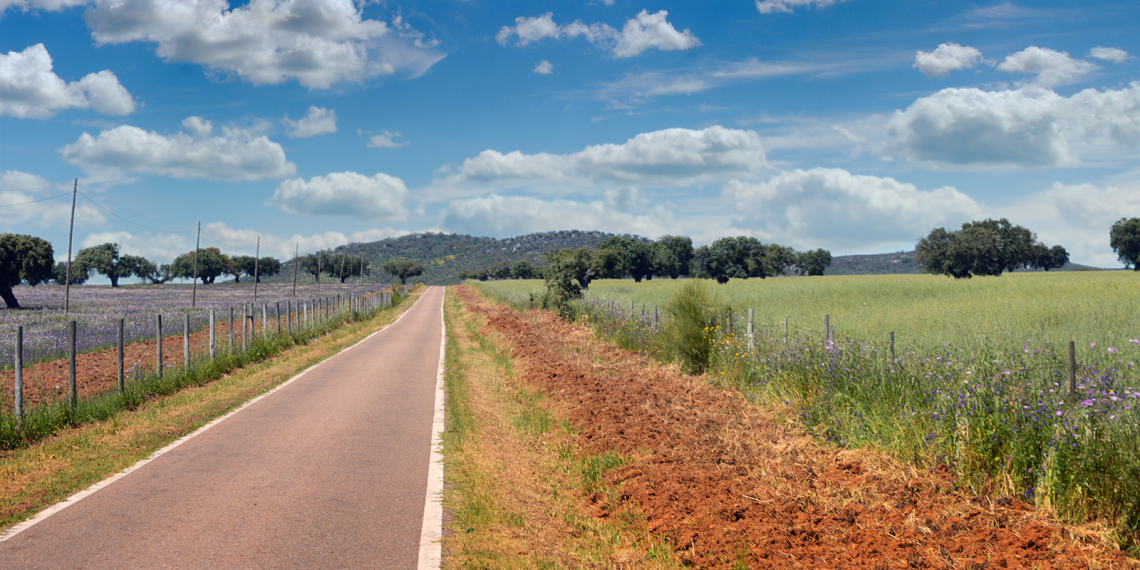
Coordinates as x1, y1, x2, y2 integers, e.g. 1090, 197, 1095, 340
1, 287, 446, 569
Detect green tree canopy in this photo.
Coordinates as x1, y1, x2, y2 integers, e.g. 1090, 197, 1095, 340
597, 236, 653, 282
542, 248, 586, 319
382, 259, 425, 285
297, 253, 325, 281
74, 243, 143, 287
1, 233, 55, 308
170, 247, 229, 284
231, 255, 282, 283
1031, 244, 1069, 271
653, 235, 694, 279
54, 261, 89, 285
917, 219, 1040, 279
794, 249, 833, 276
510, 260, 535, 279
1110, 217, 1140, 270
694, 237, 793, 284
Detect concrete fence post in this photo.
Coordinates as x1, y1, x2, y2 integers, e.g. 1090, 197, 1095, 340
14, 326, 23, 420
209, 309, 216, 359
69, 320, 77, 412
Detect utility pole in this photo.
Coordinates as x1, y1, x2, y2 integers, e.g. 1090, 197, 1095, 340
191, 221, 201, 308
338, 248, 346, 283
359, 257, 365, 283
316, 250, 322, 294
253, 236, 260, 302
292, 242, 298, 297
64, 178, 77, 314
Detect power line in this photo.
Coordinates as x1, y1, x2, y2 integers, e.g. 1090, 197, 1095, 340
77, 183, 188, 226
75, 189, 194, 234
0, 192, 72, 207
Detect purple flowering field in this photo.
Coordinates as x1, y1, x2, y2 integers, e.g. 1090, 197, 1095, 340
1, 282, 385, 369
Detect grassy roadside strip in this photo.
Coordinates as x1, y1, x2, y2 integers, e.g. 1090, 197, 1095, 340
441, 287, 683, 569
0, 289, 422, 533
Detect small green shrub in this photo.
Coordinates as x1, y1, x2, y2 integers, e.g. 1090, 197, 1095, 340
664, 281, 716, 374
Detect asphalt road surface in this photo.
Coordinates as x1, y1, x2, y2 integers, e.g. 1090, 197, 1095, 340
1, 286, 446, 569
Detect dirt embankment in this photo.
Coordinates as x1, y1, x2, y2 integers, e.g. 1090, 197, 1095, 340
455, 286, 1135, 569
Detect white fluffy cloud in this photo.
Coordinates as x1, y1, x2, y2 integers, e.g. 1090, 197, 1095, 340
446, 126, 768, 189
0, 43, 136, 118
724, 168, 981, 251
996, 46, 1098, 88
1088, 46, 1131, 64
496, 10, 699, 59
0, 170, 106, 228
755, 0, 847, 14
888, 83, 1140, 167
270, 171, 408, 220
367, 130, 407, 148
997, 177, 1140, 267
533, 60, 553, 75
443, 194, 673, 238
913, 43, 985, 78
59, 117, 297, 181
0, 0, 86, 17
81, 231, 189, 263
83, 0, 444, 89
281, 106, 336, 138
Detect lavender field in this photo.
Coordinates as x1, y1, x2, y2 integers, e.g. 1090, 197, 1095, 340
1, 282, 386, 369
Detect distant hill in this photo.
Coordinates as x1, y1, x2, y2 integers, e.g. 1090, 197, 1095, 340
268, 230, 635, 286
826, 251, 1106, 276
265, 234, 1109, 286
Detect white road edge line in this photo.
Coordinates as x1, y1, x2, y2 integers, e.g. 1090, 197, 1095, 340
417, 288, 446, 570
0, 290, 424, 543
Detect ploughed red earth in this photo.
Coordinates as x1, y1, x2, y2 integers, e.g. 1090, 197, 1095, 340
456, 285, 1136, 569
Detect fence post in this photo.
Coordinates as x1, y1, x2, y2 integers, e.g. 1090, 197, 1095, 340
14, 326, 23, 420
1068, 340, 1077, 397
747, 308, 754, 351
824, 315, 830, 343
157, 314, 163, 379
287, 301, 292, 332
118, 319, 124, 391
209, 309, 216, 359
276, 302, 282, 336
262, 303, 268, 336
69, 320, 77, 412
183, 314, 190, 370
242, 308, 248, 350
229, 307, 234, 353
889, 332, 895, 360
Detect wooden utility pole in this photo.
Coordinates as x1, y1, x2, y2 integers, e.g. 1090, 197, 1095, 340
292, 242, 299, 297
253, 236, 260, 302
338, 248, 346, 283
191, 221, 201, 308
317, 250, 322, 294
64, 178, 77, 314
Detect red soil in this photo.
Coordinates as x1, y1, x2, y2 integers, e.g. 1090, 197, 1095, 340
456, 286, 1136, 569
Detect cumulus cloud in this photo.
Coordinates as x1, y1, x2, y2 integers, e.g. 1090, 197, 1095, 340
755, 0, 848, 14
81, 231, 189, 263
997, 177, 1140, 267
83, 0, 445, 89
367, 130, 407, 148
270, 171, 408, 220
0, 43, 136, 119
59, 117, 297, 181
913, 43, 985, 77
445, 126, 768, 189
496, 10, 699, 58
1, 170, 106, 228
534, 60, 553, 75
1088, 46, 1131, 64
0, 0, 86, 17
443, 194, 673, 238
888, 83, 1140, 167
281, 106, 336, 138
996, 46, 1098, 87
724, 168, 982, 251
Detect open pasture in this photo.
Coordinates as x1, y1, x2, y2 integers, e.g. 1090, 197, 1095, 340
0, 282, 383, 369
486, 272, 1140, 360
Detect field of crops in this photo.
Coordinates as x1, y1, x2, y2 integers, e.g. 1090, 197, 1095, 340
0, 282, 384, 369
484, 272, 1140, 359
477, 272, 1140, 541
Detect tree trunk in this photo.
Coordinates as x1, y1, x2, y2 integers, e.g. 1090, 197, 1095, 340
0, 286, 20, 309
234, 274, 241, 283
110, 274, 119, 287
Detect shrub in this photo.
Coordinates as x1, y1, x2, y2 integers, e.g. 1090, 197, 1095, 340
663, 281, 716, 374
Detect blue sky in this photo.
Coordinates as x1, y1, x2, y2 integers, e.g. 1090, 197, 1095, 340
2, 0, 1139, 274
